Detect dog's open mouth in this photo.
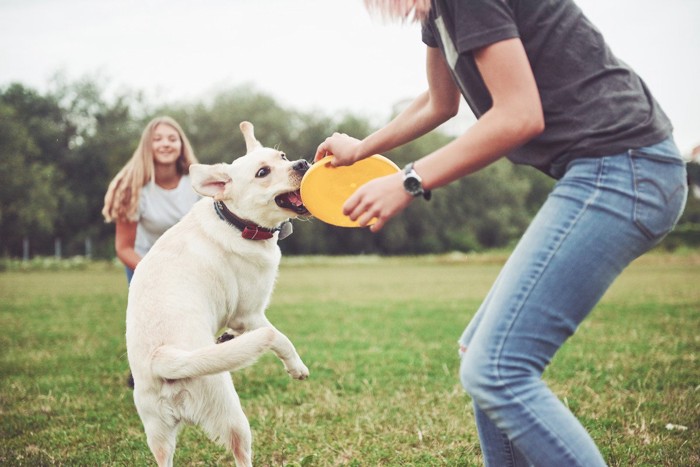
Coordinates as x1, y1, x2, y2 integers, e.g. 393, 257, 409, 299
275, 190, 309, 215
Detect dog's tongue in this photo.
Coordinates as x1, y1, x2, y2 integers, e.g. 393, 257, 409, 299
288, 191, 303, 207
276, 190, 307, 214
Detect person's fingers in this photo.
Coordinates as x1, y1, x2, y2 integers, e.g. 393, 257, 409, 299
344, 191, 381, 228
369, 217, 386, 232
357, 209, 376, 227
313, 142, 328, 162
342, 191, 360, 218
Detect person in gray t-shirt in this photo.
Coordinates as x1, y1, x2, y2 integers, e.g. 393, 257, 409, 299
420, 0, 673, 177
103, 116, 200, 284
315, 1, 687, 465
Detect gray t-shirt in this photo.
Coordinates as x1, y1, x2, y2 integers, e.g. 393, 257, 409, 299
422, 0, 672, 177
134, 175, 200, 256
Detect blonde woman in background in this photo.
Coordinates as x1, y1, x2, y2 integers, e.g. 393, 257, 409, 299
102, 116, 200, 284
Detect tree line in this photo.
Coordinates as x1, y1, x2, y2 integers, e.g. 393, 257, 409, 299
1, 76, 697, 259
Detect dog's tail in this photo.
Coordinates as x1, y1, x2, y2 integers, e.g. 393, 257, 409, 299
151, 328, 277, 380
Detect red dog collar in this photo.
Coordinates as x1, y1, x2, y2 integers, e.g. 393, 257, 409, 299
214, 201, 291, 241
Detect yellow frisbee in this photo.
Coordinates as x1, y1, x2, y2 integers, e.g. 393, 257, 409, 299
300, 155, 400, 227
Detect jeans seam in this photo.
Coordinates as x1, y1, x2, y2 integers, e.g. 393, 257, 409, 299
492, 157, 606, 464
629, 154, 654, 240
502, 432, 516, 467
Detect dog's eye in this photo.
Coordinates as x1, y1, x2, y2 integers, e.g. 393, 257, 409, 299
280, 153, 288, 161
256, 167, 271, 178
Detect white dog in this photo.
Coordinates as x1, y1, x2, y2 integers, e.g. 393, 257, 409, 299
126, 122, 310, 467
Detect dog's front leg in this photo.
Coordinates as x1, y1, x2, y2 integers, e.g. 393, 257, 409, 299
236, 316, 309, 380
270, 327, 309, 380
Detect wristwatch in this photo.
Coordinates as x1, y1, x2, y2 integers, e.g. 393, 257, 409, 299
402, 162, 431, 200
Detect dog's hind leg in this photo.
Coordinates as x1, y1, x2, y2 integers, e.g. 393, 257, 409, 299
196, 374, 253, 467
134, 387, 180, 467
228, 425, 253, 467
144, 421, 179, 467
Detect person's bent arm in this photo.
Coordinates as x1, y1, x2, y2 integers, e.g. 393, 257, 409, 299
115, 221, 141, 271
415, 37, 545, 190
315, 46, 460, 165
343, 37, 545, 232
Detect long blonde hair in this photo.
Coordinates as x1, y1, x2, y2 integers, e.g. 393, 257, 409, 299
363, 0, 432, 22
102, 116, 198, 223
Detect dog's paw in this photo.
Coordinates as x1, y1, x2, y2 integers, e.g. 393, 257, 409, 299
287, 361, 309, 380
216, 331, 236, 344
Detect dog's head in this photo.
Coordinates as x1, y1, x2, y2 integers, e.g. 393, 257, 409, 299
190, 122, 309, 229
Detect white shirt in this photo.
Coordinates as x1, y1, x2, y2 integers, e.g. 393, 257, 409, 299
134, 175, 200, 256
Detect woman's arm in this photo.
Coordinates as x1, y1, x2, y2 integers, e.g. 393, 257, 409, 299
343, 37, 545, 232
414, 37, 545, 189
314, 46, 461, 165
115, 221, 141, 271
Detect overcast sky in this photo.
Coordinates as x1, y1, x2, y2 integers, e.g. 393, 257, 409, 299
1, 0, 698, 153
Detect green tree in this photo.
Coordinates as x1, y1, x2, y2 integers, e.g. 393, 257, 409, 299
0, 84, 73, 257
2, 77, 640, 258
48, 75, 147, 257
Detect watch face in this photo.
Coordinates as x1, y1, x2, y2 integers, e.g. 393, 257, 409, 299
404, 176, 422, 194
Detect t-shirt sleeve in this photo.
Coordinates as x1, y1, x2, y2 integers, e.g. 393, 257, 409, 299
451, 0, 520, 53
134, 187, 147, 221
422, 20, 438, 47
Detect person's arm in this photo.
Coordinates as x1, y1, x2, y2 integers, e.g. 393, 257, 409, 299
414, 37, 545, 189
115, 221, 141, 271
343, 37, 545, 232
314, 46, 461, 165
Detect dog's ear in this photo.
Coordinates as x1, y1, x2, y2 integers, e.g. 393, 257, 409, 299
189, 163, 231, 200
240, 121, 263, 154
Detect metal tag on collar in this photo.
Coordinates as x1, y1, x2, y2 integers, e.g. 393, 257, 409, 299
278, 221, 293, 240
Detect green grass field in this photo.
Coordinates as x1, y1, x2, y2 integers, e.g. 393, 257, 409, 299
1, 252, 698, 466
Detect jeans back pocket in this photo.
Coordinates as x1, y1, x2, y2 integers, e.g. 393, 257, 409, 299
630, 148, 688, 241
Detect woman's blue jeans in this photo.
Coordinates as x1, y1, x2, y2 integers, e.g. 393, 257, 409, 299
459, 138, 687, 466
125, 266, 135, 285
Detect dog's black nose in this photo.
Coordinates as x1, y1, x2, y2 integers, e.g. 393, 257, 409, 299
293, 159, 310, 173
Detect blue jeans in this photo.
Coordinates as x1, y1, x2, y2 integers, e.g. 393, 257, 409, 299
459, 138, 687, 466
125, 266, 134, 285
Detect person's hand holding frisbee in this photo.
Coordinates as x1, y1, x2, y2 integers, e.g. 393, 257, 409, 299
342, 171, 413, 232
314, 132, 366, 166
307, 132, 414, 232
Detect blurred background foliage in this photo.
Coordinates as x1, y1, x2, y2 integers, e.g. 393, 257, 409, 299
1, 76, 698, 259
